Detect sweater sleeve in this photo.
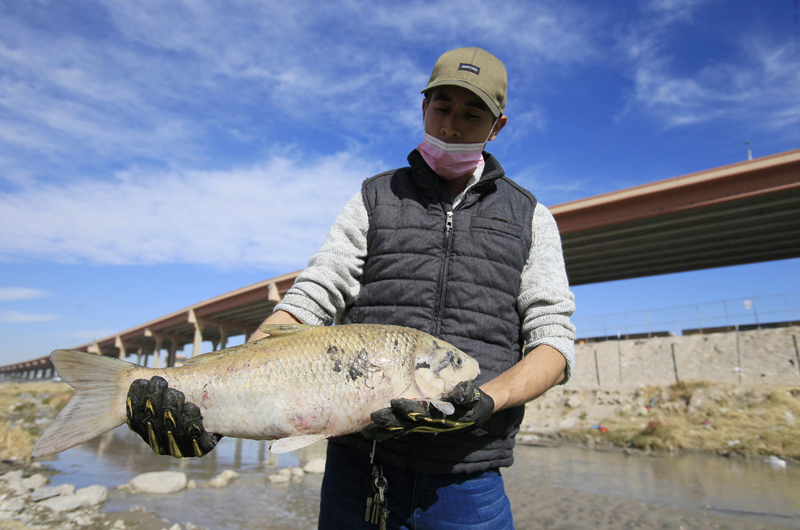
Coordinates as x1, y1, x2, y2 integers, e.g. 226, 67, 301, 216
275, 191, 368, 325
518, 203, 577, 383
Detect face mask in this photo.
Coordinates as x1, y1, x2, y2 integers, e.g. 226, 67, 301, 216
417, 118, 498, 180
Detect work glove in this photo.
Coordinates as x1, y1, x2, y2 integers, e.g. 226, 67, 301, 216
363, 381, 495, 441
126, 376, 222, 458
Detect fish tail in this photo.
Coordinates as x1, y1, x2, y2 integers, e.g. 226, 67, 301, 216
32, 349, 138, 458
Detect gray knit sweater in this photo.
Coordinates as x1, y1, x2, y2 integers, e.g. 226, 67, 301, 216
276, 164, 577, 381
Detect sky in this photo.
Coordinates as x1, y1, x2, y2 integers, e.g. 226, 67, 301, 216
1, 0, 799, 365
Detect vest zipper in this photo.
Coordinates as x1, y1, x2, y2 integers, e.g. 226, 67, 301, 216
435, 208, 455, 337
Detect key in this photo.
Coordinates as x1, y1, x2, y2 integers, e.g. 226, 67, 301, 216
379, 507, 388, 530
371, 493, 380, 523
363, 474, 376, 522
372, 473, 389, 526
365, 496, 373, 522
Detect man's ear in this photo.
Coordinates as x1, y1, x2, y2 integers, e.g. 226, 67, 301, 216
488, 115, 508, 142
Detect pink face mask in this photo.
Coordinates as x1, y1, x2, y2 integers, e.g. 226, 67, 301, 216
417, 117, 497, 180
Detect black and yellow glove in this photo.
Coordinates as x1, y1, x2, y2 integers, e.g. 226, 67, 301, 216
126, 376, 222, 458
363, 381, 495, 441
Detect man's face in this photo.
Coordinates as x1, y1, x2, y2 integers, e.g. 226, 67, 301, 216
422, 85, 506, 144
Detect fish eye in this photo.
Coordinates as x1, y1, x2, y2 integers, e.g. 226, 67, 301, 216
452, 355, 462, 368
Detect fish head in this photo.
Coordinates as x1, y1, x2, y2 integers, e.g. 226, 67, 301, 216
413, 338, 480, 399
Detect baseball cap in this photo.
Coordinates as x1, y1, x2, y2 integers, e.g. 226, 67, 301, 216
421, 47, 507, 117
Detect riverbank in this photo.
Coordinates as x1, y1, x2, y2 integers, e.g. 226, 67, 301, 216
1, 370, 799, 528
519, 380, 800, 460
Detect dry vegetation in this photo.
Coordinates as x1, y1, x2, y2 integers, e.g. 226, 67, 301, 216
551, 381, 800, 458
0, 381, 73, 460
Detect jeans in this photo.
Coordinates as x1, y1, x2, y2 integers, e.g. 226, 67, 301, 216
318, 442, 514, 530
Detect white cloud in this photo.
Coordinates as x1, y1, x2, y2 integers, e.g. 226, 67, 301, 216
0, 0, 600, 181
0, 151, 381, 269
0, 310, 60, 323
618, 7, 799, 133
642, 0, 712, 23
0, 287, 50, 301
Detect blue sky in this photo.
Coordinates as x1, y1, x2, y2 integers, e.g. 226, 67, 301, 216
1, 0, 799, 365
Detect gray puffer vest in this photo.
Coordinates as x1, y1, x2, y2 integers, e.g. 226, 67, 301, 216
334, 149, 536, 474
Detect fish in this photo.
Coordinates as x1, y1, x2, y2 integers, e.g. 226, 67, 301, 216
32, 323, 480, 458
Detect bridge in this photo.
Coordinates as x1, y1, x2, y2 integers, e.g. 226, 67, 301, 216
2, 149, 798, 379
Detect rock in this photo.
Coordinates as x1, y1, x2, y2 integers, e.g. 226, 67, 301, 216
22, 473, 49, 491
207, 470, 239, 488
112, 519, 126, 529
0, 496, 25, 513
765, 455, 787, 469
31, 483, 76, 501
187, 480, 198, 490
0, 470, 23, 482
39, 493, 87, 513
267, 468, 292, 484
290, 467, 304, 481
303, 458, 326, 474
72, 513, 96, 526
565, 396, 582, 408
168, 524, 182, 530
76, 484, 107, 506
129, 471, 187, 494
0, 470, 26, 495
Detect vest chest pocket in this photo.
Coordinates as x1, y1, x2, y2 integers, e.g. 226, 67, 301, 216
469, 216, 524, 238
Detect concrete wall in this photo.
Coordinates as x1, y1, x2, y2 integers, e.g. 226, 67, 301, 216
570, 325, 800, 388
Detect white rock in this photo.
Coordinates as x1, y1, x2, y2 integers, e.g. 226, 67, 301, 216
0, 470, 23, 483
39, 493, 87, 513
76, 485, 108, 506
565, 396, 582, 408
112, 519, 126, 529
290, 467, 305, 479
207, 470, 239, 488
303, 458, 326, 474
22, 473, 49, 491
266, 468, 292, 484
31, 484, 76, 502
0, 470, 26, 495
72, 513, 96, 526
168, 524, 182, 530
765, 455, 787, 469
0, 496, 25, 513
129, 471, 187, 494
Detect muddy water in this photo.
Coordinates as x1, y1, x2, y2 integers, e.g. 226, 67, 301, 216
42, 427, 800, 530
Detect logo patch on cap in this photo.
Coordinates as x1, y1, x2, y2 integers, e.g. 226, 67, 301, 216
458, 63, 480, 75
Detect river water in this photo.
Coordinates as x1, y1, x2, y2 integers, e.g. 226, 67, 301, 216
42, 427, 800, 529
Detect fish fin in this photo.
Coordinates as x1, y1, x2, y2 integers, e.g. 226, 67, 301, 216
258, 324, 317, 338
269, 434, 328, 454
426, 399, 455, 416
32, 350, 136, 458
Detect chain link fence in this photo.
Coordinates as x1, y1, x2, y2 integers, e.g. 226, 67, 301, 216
575, 291, 800, 342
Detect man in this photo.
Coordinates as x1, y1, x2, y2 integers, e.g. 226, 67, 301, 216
127, 47, 575, 529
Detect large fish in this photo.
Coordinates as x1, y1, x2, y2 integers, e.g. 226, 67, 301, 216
32, 323, 480, 458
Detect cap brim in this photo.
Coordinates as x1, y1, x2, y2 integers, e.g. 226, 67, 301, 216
422, 80, 502, 117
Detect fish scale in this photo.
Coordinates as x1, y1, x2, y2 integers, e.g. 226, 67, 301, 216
32, 323, 480, 458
